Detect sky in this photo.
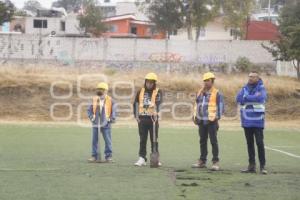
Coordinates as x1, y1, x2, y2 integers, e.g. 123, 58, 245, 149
10, 0, 134, 9
11, 0, 52, 8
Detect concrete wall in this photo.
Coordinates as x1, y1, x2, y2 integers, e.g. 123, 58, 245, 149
276, 60, 299, 78
0, 35, 274, 65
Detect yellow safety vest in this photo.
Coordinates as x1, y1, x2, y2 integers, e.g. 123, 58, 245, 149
138, 88, 159, 115
92, 95, 112, 120
193, 87, 218, 121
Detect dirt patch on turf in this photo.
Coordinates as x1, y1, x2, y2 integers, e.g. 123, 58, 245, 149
176, 176, 212, 181
181, 182, 199, 187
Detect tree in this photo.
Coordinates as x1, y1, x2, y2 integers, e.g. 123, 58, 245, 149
222, 0, 255, 39
78, 0, 106, 37
142, 0, 183, 39
14, 9, 29, 17
138, 0, 221, 40
263, 1, 300, 80
0, 0, 14, 25
52, 0, 83, 12
190, 0, 220, 41
174, 0, 220, 40
258, 0, 278, 8
23, 0, 42, 14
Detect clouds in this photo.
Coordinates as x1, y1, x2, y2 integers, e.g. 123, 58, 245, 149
11, 0, 53, 9
10, 0, 135, 9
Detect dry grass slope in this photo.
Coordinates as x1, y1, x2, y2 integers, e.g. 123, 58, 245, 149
0, 64, 299, 121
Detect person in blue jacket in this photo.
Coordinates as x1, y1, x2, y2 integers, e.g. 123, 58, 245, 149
236, 71, 267, 174
87, 82, 117, 163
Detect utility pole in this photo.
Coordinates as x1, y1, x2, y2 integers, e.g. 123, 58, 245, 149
268, 0, 271, 21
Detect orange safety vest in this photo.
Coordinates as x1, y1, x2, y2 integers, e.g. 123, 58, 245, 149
194, 87, 218, 121
138, 88, 159, 115
92, 95, 112, 120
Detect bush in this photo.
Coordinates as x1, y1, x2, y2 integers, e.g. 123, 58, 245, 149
235, 57, 253, 72
218, 63, 229, 73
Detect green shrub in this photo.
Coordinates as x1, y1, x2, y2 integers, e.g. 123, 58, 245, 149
235, 57, 253, 72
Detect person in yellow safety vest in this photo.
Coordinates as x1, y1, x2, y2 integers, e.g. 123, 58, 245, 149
133, 72, 163, 167
192, 72, 224, 171
87, 82, 117, 163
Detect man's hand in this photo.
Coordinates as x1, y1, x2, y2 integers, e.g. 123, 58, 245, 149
243, 88, 249, 98
136, 117, 140, 123
151, 114, 159, 122
192, 116, 198, 125
91, 114, 96, 122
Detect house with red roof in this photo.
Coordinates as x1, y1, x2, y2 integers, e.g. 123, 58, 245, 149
245, 21, 279, 40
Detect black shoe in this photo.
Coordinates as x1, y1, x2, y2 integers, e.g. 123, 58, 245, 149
241, 164, 256, 173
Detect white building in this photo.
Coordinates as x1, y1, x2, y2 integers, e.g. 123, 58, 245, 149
98, 0, 117, 17
25, 10, 80, 36
170, 17, 234, 41
251, 12, 279, 25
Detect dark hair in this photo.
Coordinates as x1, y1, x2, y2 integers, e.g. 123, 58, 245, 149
250, 71, 260, 75
205, 78, 215, 83
144, 80, 157, 90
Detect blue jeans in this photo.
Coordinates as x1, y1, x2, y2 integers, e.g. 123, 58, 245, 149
92, 127, 112, 160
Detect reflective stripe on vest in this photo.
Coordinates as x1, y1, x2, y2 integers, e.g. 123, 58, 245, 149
241, 104, 265, 112
92, 95, 112, 120
138, 88, 159, 115
194, 87, 218, 121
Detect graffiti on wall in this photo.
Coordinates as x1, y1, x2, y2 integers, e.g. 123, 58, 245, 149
0, 36, 273, 64
198, 54, 227, 65
149, 52, 183, 63
0, 36, 64, 60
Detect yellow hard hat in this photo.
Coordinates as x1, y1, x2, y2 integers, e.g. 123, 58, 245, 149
96, 82, 108, 90
203, 72, 215, 81
145, 72, 158, 81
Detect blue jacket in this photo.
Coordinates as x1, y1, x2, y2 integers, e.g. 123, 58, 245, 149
195, 89, 224, 124
87, 96, 117, 128
236, 79, 267, 128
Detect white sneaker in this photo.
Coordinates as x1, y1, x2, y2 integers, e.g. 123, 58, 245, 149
211, 162, 220, 171
158, 162, 162, 167
134, 157, 147, 166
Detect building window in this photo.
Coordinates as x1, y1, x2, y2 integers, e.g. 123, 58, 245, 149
131, 26, 137, 35
169, 29, 177, 36
60, 21, 65, 31
199, 28, 206, 37
109, 25, 118, 33
146, 27, 152, 35
33, 19, 47, 28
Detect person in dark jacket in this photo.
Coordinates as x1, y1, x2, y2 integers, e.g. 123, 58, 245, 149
87, 82, 117, 163
133, 72, 163, 167
192, 72, 224, 171
236, 71, 268, 174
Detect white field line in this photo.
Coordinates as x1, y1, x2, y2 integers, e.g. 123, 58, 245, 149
272, 146, 298, 148
0, 168, 61, 172
265, 146, 300, 159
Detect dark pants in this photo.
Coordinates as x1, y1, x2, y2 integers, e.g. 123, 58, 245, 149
198, 121, 219, 163
138, 120, 159, 161
244, 127, 266, 168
